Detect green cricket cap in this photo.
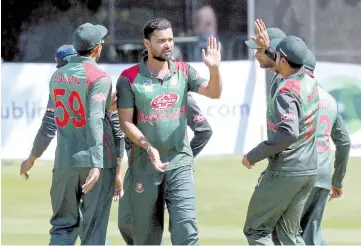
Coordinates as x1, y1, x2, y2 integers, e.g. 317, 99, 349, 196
73, 23, 107, 52
276, 35, 308, 65
303, 49, 316, 73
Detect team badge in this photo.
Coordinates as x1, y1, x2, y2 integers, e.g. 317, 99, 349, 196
144, 79, 153, 92
135, 182, 144, 193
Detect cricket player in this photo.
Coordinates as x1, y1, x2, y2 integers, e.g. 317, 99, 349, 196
20, 45, 77, 178
43, 23, 115, 245
117, 18, 222, 245
20, 45, 125, 188
295, 50, 351, 245
242, 20, 320, 245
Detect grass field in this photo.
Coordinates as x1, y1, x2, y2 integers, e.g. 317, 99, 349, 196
2, 156, 361, 245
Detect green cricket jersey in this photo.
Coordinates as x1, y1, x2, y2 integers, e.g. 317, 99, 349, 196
49, 56, 117, 169
117, 56, 207, 173
247, 72, 320, 176
316, 87, 350, 189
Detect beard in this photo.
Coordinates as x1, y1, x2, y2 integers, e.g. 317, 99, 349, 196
151, 47, 172, 62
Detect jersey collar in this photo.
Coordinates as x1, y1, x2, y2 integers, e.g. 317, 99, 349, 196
70, 56, 97, 65
139, 56, 177, 79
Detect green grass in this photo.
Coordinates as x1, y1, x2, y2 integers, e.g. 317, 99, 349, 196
2, 156, 361, 245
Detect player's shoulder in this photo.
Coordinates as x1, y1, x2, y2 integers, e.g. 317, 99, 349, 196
278, 78, 301, 98
173, 60, 191, 75
83, 61, 110, 81
120, 64, 140, 83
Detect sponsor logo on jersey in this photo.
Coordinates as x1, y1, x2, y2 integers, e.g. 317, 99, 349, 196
151, 93, 179, 110
135, 182, 144, 193
193, 113, 206, 123
281, 113, 296, 121
138, 105, 186, 123
267, 119, 278, 132
92, 93, 107, 102
143, 79, 153, 92
307, 87, 319, 104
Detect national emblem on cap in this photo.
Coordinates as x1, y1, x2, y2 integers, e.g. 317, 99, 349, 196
135, 182, 144, 193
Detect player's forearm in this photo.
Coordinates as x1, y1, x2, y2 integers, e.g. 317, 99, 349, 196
332, 140, 351, 188
247, 133, 297, 164
120, 121, 151, 151
86, 118, 104, 168
190, 129, 213, 157
117, 137, 125, 158
30, 110, 57, 158
205, 67, 222, 99
110, 111, 125, 158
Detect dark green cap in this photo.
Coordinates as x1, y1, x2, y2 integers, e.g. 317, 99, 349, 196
269, 38, 282, 50
73, 23, 107, 52
303, 49, 316, 73
276, 35, 308, 65
55, 44, 77, 68
245, 27, 286, 49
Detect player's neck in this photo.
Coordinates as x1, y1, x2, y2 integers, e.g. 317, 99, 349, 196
280, 67, 301, 78
146, 57, 169, 77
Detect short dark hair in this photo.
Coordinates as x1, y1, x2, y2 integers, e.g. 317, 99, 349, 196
287, 60, 303, 69
76, 45, 99, 56
280, 54, 302, 69
143, 18, 172, 39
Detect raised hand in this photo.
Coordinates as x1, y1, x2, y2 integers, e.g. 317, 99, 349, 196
251, 19, 270, 49
202, 36, 221, 69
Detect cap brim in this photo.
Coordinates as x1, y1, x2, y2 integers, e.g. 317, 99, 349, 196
95, 25, 108, 38
245, 40, 260, 49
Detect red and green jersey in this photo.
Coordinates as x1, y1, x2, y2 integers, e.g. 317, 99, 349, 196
316, 87, 350, 189
117, 57, 207, 173
49, 56, 117, 169
247, 72, 320, 176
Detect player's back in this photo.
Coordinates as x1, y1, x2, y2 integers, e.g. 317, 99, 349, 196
315, 87, 338, 188
49, 57, 112, 168
269, 72, 320, 175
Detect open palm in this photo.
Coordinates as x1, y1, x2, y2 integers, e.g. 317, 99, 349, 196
251, 19, 270, 49
202, 36, 221, 68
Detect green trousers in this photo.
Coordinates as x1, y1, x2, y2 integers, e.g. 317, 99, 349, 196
49, 167, 115, 245
243, 170, 316, 245
118, 165, 198, 245
296, 187, 329, 245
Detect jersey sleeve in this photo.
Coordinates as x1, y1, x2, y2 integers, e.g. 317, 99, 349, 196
110, 110, 125, 158
117, 75, 135, 109
187, 64, 207, 93
331, 113, 351, 188
86, 76, 112, 168
247, 93, 300, 164
186, 94, 213, 157
30, 96, 57, 158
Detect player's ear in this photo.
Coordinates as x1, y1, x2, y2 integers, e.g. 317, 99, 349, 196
143, 38, 151, 50
93, 44, 102, 56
